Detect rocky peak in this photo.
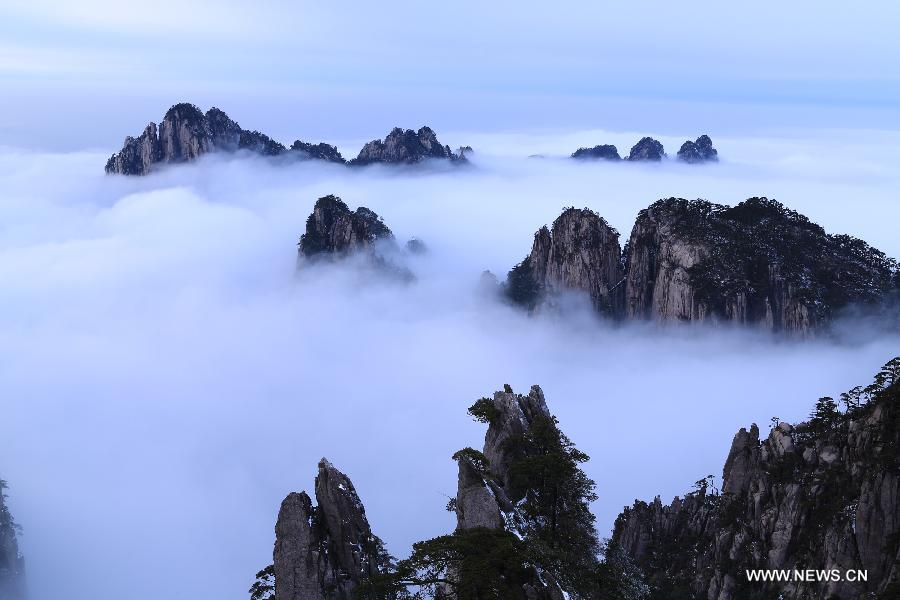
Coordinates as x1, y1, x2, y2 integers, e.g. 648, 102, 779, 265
273, 458, 387, 600
351, 126, 466, 165
104, 123, 161, 175
627, 137, 666, 161
106, 103, 342, 175
505, 208, 625, 316
205, 107, 243, 151
158, 103, 212, 164
298, 195, 394, 259
623, 196, 898, 334
482, 385, 553, 500
612, 358, 900, 599
0, 479, 26, 600
677, 134, 718, 163
571, 144, 621, 160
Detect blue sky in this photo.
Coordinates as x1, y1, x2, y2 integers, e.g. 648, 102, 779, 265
2, 1, 899, 149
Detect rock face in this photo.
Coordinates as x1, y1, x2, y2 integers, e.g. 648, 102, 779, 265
611, 360, 900, 600
506, 198, 897, 334
623, 197, 897, 335
298, 195, 394, 259
677, 134, 718, 163
0, 480, 26, 600
627, 137, 666, 161
105, 103, 341, 174
452, 386, 566, 599
273, 459, 388, 600
572, 144, 621, 160
505, 208, 625, 316
351, 127, 466, 165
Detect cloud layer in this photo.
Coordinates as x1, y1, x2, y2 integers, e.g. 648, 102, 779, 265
1, 131, 899, 600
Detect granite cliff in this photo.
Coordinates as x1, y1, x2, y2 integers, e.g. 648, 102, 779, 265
506, 208, 625, 316
622, 197, 897, 335
0, 479, 26, 600
298, 195, 394, 260
506, 197, 897, 335
263, 459, 390, 600
612, 357, 900, 600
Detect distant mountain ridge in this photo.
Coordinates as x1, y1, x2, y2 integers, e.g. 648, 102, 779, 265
105, 103, 468, 175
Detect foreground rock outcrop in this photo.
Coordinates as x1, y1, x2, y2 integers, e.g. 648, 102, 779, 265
350, 126, 467, 165
506, 208, 624, 315
612, 358, 900, 600
506, 197, 898, 335
272, 459, 389, 600
676, 134, 718, 163
0, 479, 26, 600
257, 384, 633, 599
105, 103, 343, 175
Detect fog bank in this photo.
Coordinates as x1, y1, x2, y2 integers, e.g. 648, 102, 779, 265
1, 129, 898, 600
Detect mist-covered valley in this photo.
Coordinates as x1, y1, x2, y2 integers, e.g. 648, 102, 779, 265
1, 128, 899, 600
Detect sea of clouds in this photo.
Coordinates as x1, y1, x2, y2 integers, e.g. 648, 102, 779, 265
1, 129, 899, 600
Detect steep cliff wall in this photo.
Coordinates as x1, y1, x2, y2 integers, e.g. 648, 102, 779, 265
612, 358, 900, 600
506, 208, 625, 315
623, 197, 897, 335
272, 459, 389, 600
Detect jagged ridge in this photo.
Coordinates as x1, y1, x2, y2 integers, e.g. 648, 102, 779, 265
611, 358, 900, 600
504, 197, 898, 335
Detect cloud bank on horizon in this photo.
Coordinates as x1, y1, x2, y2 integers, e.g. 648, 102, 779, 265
1, 130, 899, 600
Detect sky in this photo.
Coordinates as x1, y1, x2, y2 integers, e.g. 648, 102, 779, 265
1, 2, 900, 600
1, 1, 899, 149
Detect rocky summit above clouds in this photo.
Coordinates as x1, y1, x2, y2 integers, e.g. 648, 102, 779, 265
571, 144, 622, 160
573, 135, 719, 163
298, 195, 394, 259
0, 479, 26, 600
627, 137, 667, 161
350, 126, 467, 165
612, 357, 900, 600
506, 208, 624, 316
296, 195, 420, 282
105, 103, 466, 175
677, 134, 718, 163
505, 197, 898, 335
105, 103, 343, 175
